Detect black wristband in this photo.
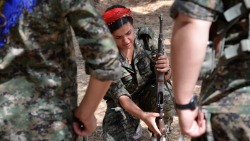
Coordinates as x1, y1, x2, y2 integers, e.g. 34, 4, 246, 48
175, 95, 198, 110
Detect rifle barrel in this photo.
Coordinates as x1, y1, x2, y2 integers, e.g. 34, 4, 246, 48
155, 13, 167, 141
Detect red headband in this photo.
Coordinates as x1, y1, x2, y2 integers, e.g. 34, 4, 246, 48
102, 8, 132, 25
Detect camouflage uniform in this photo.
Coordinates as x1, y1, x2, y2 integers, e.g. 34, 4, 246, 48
102, 27, 175, 141
171, 0, 250, 140
0, 0, 121, 141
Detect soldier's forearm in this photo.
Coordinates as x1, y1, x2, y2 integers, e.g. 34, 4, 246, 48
76, 76, 112, 122
171, 13, 211, 104
119, 95, 146, 120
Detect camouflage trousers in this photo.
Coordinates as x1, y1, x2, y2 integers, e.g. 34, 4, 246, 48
102, 83, 176, 141
193, 59, 250, 141
0, 77, 78, 141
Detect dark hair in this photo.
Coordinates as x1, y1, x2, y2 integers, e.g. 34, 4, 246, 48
105, 5, 133, 33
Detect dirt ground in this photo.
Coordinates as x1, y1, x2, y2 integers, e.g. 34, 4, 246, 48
75, 1, 201, 140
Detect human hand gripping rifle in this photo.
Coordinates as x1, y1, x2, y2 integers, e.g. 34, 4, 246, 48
150, 13, 167, 141
73, 114, 88, 141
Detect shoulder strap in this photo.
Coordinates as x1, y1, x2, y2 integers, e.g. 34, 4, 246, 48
211, 1, 250, 65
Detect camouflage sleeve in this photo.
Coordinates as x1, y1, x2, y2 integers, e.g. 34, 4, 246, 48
170, 0, 223, 21
64, 0, 121, 81
107, 79, 131, 104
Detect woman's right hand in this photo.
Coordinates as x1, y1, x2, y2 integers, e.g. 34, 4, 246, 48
141, 112, 162, 136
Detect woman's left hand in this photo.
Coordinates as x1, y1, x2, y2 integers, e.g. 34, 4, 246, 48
141, 112, 162, 136
153, 55, 170, 73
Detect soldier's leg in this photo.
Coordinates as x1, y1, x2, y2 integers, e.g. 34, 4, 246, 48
0, 77, 78, 141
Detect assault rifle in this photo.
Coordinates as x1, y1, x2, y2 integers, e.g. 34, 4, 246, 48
150, 13, 167, 141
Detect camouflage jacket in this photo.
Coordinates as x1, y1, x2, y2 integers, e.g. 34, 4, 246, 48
0, 0, 120, 99
0, 0, 120, 140
171, 1, 250, 140
170, 0, 250, 110
0, 0, 121, 82
104, 27, 159, 104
